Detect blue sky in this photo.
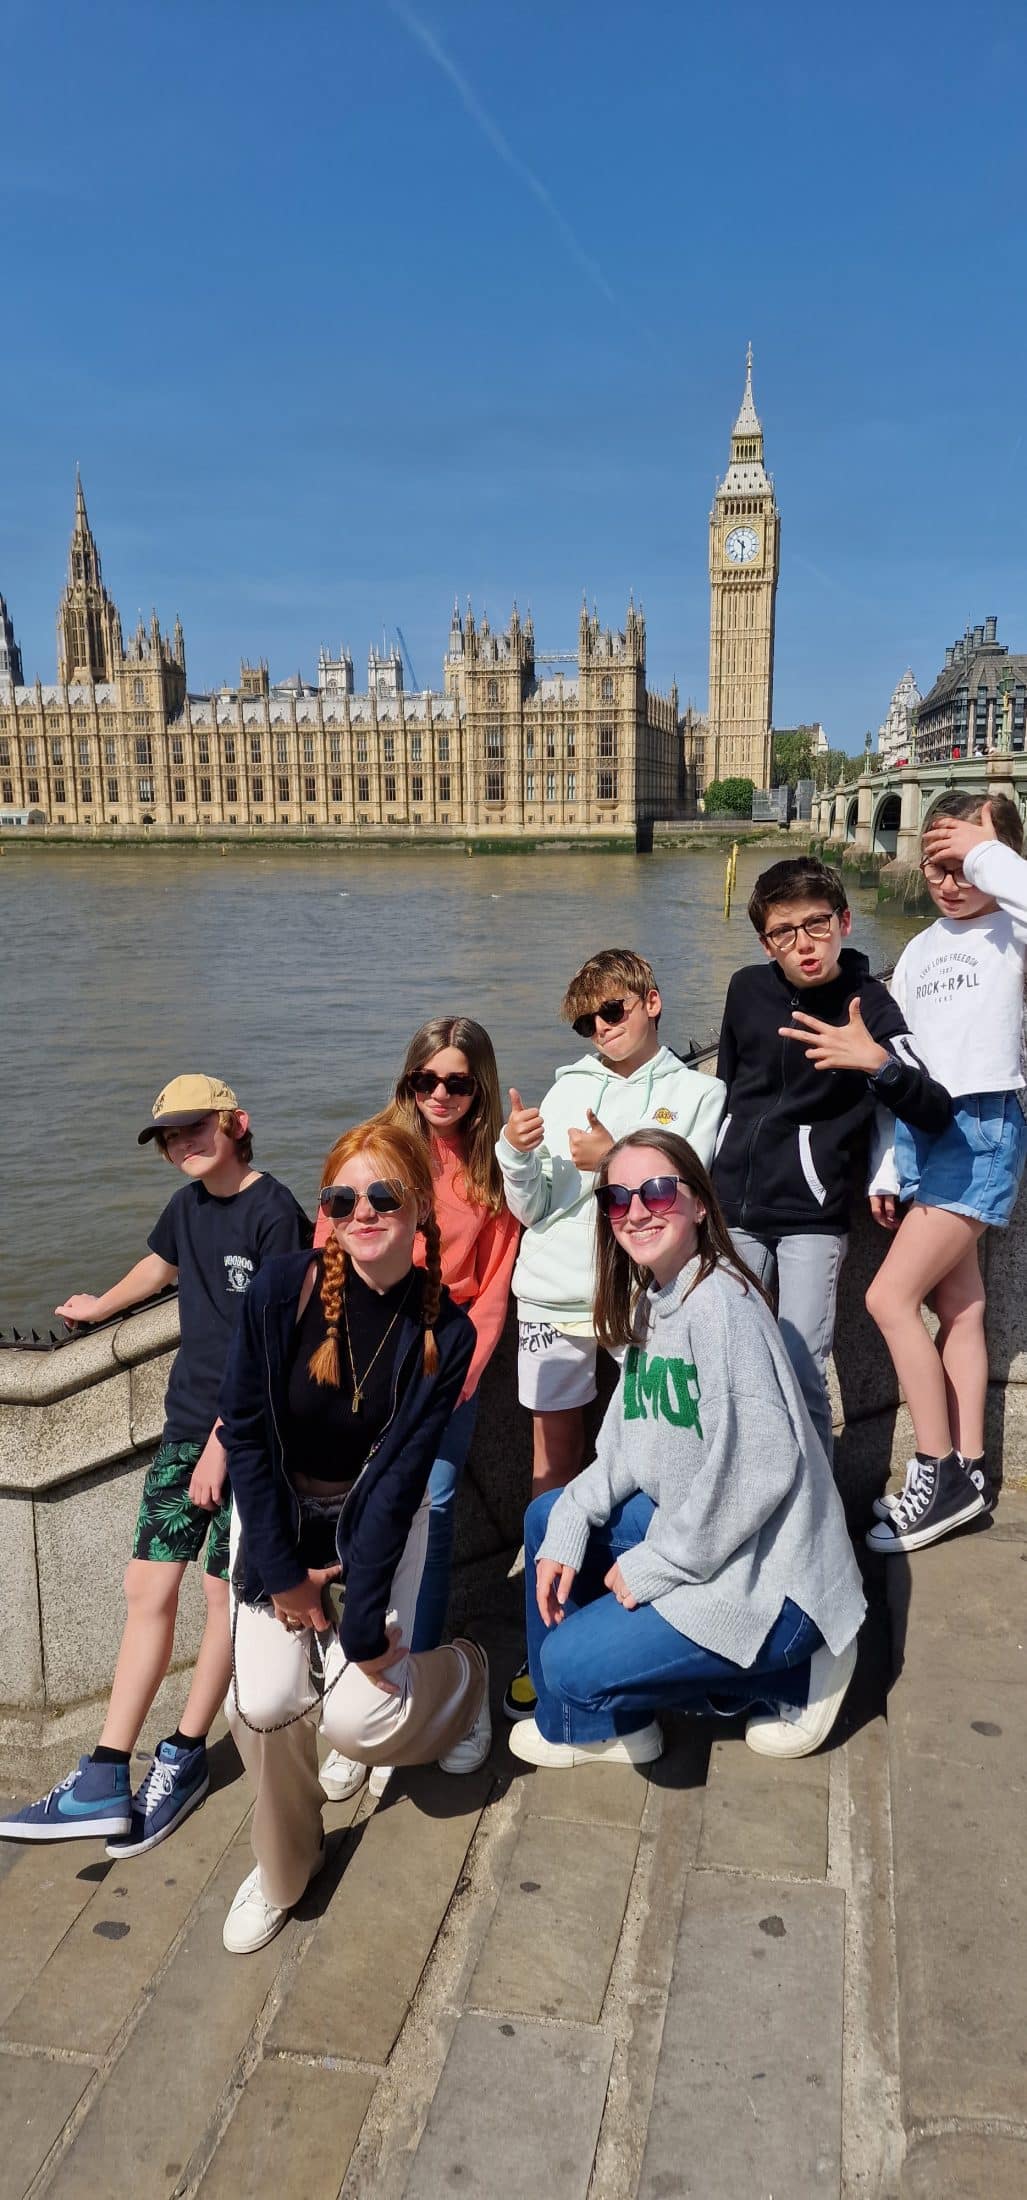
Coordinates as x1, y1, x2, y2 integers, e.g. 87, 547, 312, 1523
2, 0, 1024, 747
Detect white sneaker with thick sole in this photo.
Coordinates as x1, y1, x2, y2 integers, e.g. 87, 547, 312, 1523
508, 1716, 663, 1770
223, 1839, 326, 1955
744, 1638, 858, 1759
368, 1764, 393, 1798
319, 1751, 368, 1802
439, 1647, 492, 1775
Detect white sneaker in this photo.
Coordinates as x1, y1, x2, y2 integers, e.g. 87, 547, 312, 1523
222, 1840, 326, 1955
744, 1639, 858, 1760
439, 1647, 492, 1775
368, 1764, 393, 1798
319, 1751, 368, 1802
507, 1716, 663, 1770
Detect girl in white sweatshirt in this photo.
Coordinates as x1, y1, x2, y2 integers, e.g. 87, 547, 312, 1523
860, 794, 1027, 1553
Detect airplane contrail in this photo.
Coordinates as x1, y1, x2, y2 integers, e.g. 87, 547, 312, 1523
387, 0, 618, 306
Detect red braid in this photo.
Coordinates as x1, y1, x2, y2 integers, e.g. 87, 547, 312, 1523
309, 1231, 346, 1387
419, 1208, 442, 1377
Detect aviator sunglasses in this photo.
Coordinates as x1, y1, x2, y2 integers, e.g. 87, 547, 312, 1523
572, 996, 635, 1040
407, 1071, 477, 1098
318, 1180, 407, 1220
594, 1175, 687, 1221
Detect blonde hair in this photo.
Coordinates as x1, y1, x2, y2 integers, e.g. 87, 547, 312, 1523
389, 1016, 505, 1217
561, 948, 659, 1027
310, 1114, 442, 1387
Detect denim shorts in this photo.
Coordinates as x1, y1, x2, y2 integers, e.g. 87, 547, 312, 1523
894, 1091, 1027, 1229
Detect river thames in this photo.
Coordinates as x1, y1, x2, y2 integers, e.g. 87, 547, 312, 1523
0, 844, 922, 1330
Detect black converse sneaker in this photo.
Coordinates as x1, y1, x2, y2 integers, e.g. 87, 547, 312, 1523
960, 1454, 995, 1511
866, 1451, 986, 1554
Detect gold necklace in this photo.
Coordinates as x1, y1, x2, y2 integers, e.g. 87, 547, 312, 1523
341, 1276, 414, 1415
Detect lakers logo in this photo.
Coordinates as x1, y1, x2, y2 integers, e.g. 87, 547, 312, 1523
652, 1106, 676, 1125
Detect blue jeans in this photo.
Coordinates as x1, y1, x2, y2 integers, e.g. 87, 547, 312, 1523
524, 1488, 824, 1744
410, 1392, 480, 1653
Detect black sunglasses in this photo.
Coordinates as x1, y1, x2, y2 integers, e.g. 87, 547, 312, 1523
594, 1175, 686, 1220
407, 1071, 477, 1098
572, 996, 634, 1040
318, 1179, 407, 1220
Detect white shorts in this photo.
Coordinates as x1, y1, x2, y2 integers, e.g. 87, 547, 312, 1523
517, 1322, 598, 1412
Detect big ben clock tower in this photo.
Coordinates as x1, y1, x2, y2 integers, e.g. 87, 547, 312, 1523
707, 345, 780, 790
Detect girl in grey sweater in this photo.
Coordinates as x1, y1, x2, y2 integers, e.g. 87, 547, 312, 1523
509, 1130, 866, 1770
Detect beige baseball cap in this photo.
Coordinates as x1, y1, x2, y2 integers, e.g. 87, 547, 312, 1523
138, 1073, 240, 1144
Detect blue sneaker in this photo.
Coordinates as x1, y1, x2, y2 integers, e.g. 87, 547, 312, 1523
0, 1756, 132, 1842
104, 1739, 209, 1859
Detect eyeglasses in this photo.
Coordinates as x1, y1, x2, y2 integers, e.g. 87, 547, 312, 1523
572, 996, 635, 1040
594, 1175, 686, 1220
407, 1071, 476, 1098
318, 1180, 407, 1219
920, 858, 964, 887
761, 914, 837, 951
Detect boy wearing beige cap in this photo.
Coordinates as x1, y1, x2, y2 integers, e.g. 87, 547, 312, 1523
0, 1075, 309, 1856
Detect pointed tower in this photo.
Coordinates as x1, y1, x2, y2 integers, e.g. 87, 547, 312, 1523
0, 593, 23, 686
56, 471, 124, 683
707, 345, 780, 790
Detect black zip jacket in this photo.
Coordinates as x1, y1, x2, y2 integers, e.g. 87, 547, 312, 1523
712, 948, 952, 1236
219, 1252, 474, 1661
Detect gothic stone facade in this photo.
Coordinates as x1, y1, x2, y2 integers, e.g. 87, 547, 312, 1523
0, 486, 682, 838
702, 345, 780, 792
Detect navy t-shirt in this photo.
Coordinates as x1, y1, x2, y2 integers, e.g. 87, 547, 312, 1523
148, 1173, 311, 1443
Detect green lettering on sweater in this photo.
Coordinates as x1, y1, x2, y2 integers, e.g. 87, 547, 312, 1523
623, 1347, 703, 1434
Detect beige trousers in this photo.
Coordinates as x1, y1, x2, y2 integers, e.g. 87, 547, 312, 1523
226, 1497, 486, 1909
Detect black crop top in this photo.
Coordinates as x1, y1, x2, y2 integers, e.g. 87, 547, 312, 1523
284, 1266, 415, 1483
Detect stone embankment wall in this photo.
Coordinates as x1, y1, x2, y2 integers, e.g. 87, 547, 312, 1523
2, 1190, 1024, 1778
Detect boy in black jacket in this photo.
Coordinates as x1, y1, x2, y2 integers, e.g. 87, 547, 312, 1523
712, 858, 950, 1460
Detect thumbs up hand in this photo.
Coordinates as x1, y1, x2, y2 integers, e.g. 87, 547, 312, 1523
778, 996, 889, 1075
567, 1107, 614, 1171
504, 1088, 546, 1153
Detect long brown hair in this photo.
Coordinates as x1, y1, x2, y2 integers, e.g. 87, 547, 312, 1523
389, 1016, 505, 1217
592, 1128, 769, 1351
310, 1113, 443, 1387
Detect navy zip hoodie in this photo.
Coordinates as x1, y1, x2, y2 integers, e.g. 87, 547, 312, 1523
219, 1251, 474, 1662
712, 948, 952, 1236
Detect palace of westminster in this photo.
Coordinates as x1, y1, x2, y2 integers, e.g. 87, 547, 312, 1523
0, 357, 781, 839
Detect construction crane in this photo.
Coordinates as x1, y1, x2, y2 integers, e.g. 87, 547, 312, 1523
395, 626, 420, 691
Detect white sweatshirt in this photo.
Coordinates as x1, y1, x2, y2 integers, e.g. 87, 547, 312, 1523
869, 839, 1027, 1194
496, 1044, 726, 1330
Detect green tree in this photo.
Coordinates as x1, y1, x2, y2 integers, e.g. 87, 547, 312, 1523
772, 729, 815, 789
704, 776, 755, 818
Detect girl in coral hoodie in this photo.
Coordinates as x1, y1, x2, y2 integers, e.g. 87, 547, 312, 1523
315, 1017, 519, 1798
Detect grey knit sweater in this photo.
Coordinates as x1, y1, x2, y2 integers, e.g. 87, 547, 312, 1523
538, 1259, 866, 1666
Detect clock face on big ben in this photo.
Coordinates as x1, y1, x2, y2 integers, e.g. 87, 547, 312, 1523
725, 526, 759, 565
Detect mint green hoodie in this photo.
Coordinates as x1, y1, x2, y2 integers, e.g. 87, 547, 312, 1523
496, 1045, 726, 1329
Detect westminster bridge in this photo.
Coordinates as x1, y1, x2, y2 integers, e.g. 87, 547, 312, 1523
812, 750, 1027, 864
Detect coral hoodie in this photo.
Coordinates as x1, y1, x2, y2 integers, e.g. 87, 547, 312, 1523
496, 1045, 726, 1331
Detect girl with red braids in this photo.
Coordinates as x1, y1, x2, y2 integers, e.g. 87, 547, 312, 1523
219, 1114, 491, 1956
315, 1017, 519, 1803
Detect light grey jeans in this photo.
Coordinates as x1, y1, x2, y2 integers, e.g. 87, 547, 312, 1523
729, 1229, 848, 1465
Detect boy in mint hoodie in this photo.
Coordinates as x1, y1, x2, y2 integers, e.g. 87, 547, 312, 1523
497, 949, 725, 1717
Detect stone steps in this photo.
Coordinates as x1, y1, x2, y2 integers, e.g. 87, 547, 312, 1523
1, 1509, 1024, 2197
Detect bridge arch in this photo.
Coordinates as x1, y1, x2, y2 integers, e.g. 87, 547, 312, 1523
844, 796, 859, 842
872, 793, 901, 857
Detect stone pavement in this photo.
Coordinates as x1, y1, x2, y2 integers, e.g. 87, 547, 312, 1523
1, 1501, 1024, 2200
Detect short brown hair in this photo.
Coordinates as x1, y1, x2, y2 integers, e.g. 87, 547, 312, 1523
747, 857, 848, 936
923, 790, 1024, 855
157, 1107, 253, 1166
561, 948, 659, 1026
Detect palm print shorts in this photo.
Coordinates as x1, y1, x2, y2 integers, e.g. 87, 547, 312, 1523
132, 1440, 231, 1580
